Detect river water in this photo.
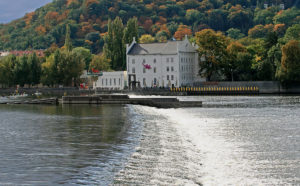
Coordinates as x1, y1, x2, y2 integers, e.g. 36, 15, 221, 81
0, 96, 299, 185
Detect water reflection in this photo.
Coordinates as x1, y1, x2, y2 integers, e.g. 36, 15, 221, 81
0, 104, 141, 185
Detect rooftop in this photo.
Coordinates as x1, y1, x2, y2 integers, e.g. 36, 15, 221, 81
128, 41, 182, 55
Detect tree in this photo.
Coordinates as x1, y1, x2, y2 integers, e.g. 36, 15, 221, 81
185, 9, 201, 24
224, 41, 248, 81
195, 29, 229, 81
64, 24, 73, 51
123, 17, 139, 45
13, 55, 31, 87
276, 40, 300, 83
226, 28, 245, 40
139, 34, 155, 43
167, 21, 179, 36
174, 25, 192, 40
273, 7, 300, 26
72, 47, 92, 70
103, 17, 125, 70
41, 49, 85, 86
283, 24, 300, 42
155, 30, 168, 42
254, 8, 276, 25
0, 55, 17, 87
89, 54, 111, 72
228, 5, 253, 33
28, 53, 41, 86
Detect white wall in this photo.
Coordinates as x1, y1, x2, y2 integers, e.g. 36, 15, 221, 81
94, 71, 127, 90
127, 54, 180, 88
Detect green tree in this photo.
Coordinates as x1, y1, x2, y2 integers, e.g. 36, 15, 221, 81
195, 29, 229, 81
0, 55, 16, 87
28, 53, 41, 86
283, 24, 300, 42
155, 30, 169, 42
254, 8, 276, 25
13, 55, 31, 87
276, 40, 300, 82
226, 28, 245, 40
64, 24, 73, 51
224, 41, 248, 81
273, 7, 300, 26
123, 17, 139, 45
104, 17, 125, 70
89, 54, 111, 72
72, 47, 92, 70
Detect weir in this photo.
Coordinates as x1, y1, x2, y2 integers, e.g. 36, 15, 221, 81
61, 95, 202, 108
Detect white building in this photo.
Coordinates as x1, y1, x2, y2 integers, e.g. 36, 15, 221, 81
93, 71, 127, 90
126, 36, 204, 88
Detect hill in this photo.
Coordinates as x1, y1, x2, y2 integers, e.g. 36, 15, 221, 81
0, 0, 300, 53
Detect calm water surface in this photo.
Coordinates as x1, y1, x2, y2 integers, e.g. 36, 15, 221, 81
0, 96, 299, 185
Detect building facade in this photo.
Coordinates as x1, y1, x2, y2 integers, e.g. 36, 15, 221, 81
93, 71, 127, 90
126, 36, 205, 88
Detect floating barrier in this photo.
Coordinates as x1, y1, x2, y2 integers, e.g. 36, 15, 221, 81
170, 86, 259, 95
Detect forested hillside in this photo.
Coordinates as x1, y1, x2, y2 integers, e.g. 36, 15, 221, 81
0, 0, 299, 53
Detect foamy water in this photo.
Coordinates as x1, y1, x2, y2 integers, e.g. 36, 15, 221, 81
115, 96, 300, 185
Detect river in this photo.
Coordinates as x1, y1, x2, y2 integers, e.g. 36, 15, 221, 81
0, 96, 299, 185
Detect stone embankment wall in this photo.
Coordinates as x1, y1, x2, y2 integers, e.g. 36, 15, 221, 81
0, 81, 299, 96
0, 87, 95, 96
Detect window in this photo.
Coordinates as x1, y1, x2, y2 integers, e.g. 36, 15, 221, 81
102, 79, 104, 85
181, 66, 183, 71
143, 59, 146, 63
171, 66, 174, 72
106, 79, 108, 86
167, 75, 169, 80
143, 68, 146, 73
154, 59, 156, 63
132, 59, 135, 64
154, 67, 156, 73
154, 78, 157, 85
143, 78, 146, 86
119, 78, 121, 85
181, 58, 183, 62
132, 67, 135, 74
167, 66, 169, 72
171, 75, 174, 80
114, 78, 116, 85
110, 79, 112, 86
167, 58, 169, 62
171, 58, 174, 62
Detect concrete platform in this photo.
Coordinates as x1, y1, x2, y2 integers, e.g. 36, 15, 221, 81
62, 95, 202, 108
